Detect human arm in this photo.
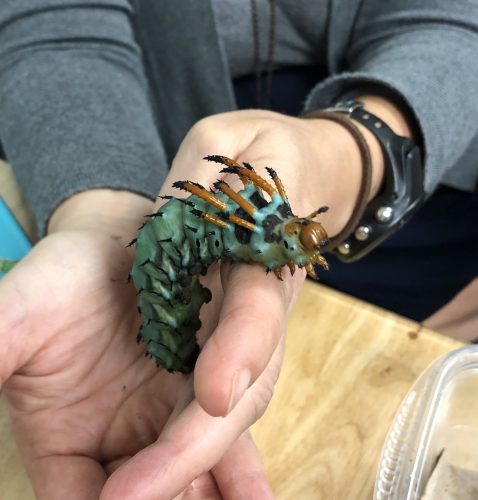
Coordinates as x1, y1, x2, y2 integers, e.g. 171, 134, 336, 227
304, 0, 478, 195
0, 0, 167, 235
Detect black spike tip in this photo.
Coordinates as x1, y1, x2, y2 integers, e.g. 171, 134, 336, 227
176, 198, 195, 207
172, 180, 186, 190
265, 166, 277, 178
204, 155, 225, 164
144, 211, 163, 218
191, 180, 206, 189
219, 166, 240, 175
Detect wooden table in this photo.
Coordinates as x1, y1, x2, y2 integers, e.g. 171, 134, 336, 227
252, 282, 462, 499
0, 282, 462, 499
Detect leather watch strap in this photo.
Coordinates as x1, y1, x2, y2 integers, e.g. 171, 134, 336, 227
304, 100, 425, 262
302, 109, 373, 251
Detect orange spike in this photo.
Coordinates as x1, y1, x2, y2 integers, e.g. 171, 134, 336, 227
205, 155, 241, 168
174, 181, 227, 212
307, 206, 329, 219
192, 209, 229, 229
287, 262, 296, 276
273, 267, 284, 281
234, 167, 277, 197
266, 167, 288, 202
214, 180, 256, 217
204, 155, 252, 185
305, 263, 319, 280
206, 156, 277, 197
228, 214, 256, 232
315, 255, 329, 271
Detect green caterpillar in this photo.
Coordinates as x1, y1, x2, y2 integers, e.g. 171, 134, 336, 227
130, 155, 329, 373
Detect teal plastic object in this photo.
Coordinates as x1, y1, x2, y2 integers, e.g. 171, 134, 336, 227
0, 196, 32, 278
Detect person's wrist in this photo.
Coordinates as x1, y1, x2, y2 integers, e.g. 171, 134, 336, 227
47, 189, 154, 235
317, 94, 419, 259
357, 95, 414, 138
298, 117, 378, 237
300, 94, 414, 239
357, 94, 414, 190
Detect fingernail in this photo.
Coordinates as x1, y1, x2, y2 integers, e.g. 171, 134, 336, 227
227, 369, 251, 415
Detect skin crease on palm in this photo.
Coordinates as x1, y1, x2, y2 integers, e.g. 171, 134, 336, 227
0, 103, 409, 499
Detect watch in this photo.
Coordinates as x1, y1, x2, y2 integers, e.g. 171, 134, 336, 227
324, 100, 425, 262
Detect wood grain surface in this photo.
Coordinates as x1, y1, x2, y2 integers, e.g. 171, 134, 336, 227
250, 282, 462, 500
0, 281, 462, 499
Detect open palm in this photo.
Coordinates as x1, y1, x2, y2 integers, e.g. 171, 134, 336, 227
0, 228, 279, 499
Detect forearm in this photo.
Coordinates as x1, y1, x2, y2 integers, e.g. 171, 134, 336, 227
0, 2, 167, 235
306, 0, 478, 195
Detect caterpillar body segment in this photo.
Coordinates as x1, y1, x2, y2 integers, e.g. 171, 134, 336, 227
130, 156, 329, 373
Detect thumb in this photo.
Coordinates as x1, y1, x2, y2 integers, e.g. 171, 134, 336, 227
0, 262, 32, 386
0, 236, 67, 386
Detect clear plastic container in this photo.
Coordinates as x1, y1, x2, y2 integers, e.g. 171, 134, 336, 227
374, 345, 478, 500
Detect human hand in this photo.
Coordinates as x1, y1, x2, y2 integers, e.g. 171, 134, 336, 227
140, 97, 409, 423
0, 190, 275, 499
101, 108, 383, 497
108, 102, 401, 495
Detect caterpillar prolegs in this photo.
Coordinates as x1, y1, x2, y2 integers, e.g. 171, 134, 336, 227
130, 155, 330, 373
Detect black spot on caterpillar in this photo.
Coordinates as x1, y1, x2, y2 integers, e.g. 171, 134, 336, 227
130, 155, 330, 374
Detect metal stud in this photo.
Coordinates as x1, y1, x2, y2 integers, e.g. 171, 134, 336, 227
355, 225, 371, 241
376, 206, 393, 223
337, 242, 351, 255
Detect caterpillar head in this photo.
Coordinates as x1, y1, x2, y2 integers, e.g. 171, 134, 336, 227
282, 206, 330, 272
297, 219, 329, 251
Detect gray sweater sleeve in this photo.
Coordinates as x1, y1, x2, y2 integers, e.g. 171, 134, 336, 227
0, 0, 168, 235
304, 0, 478, 195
